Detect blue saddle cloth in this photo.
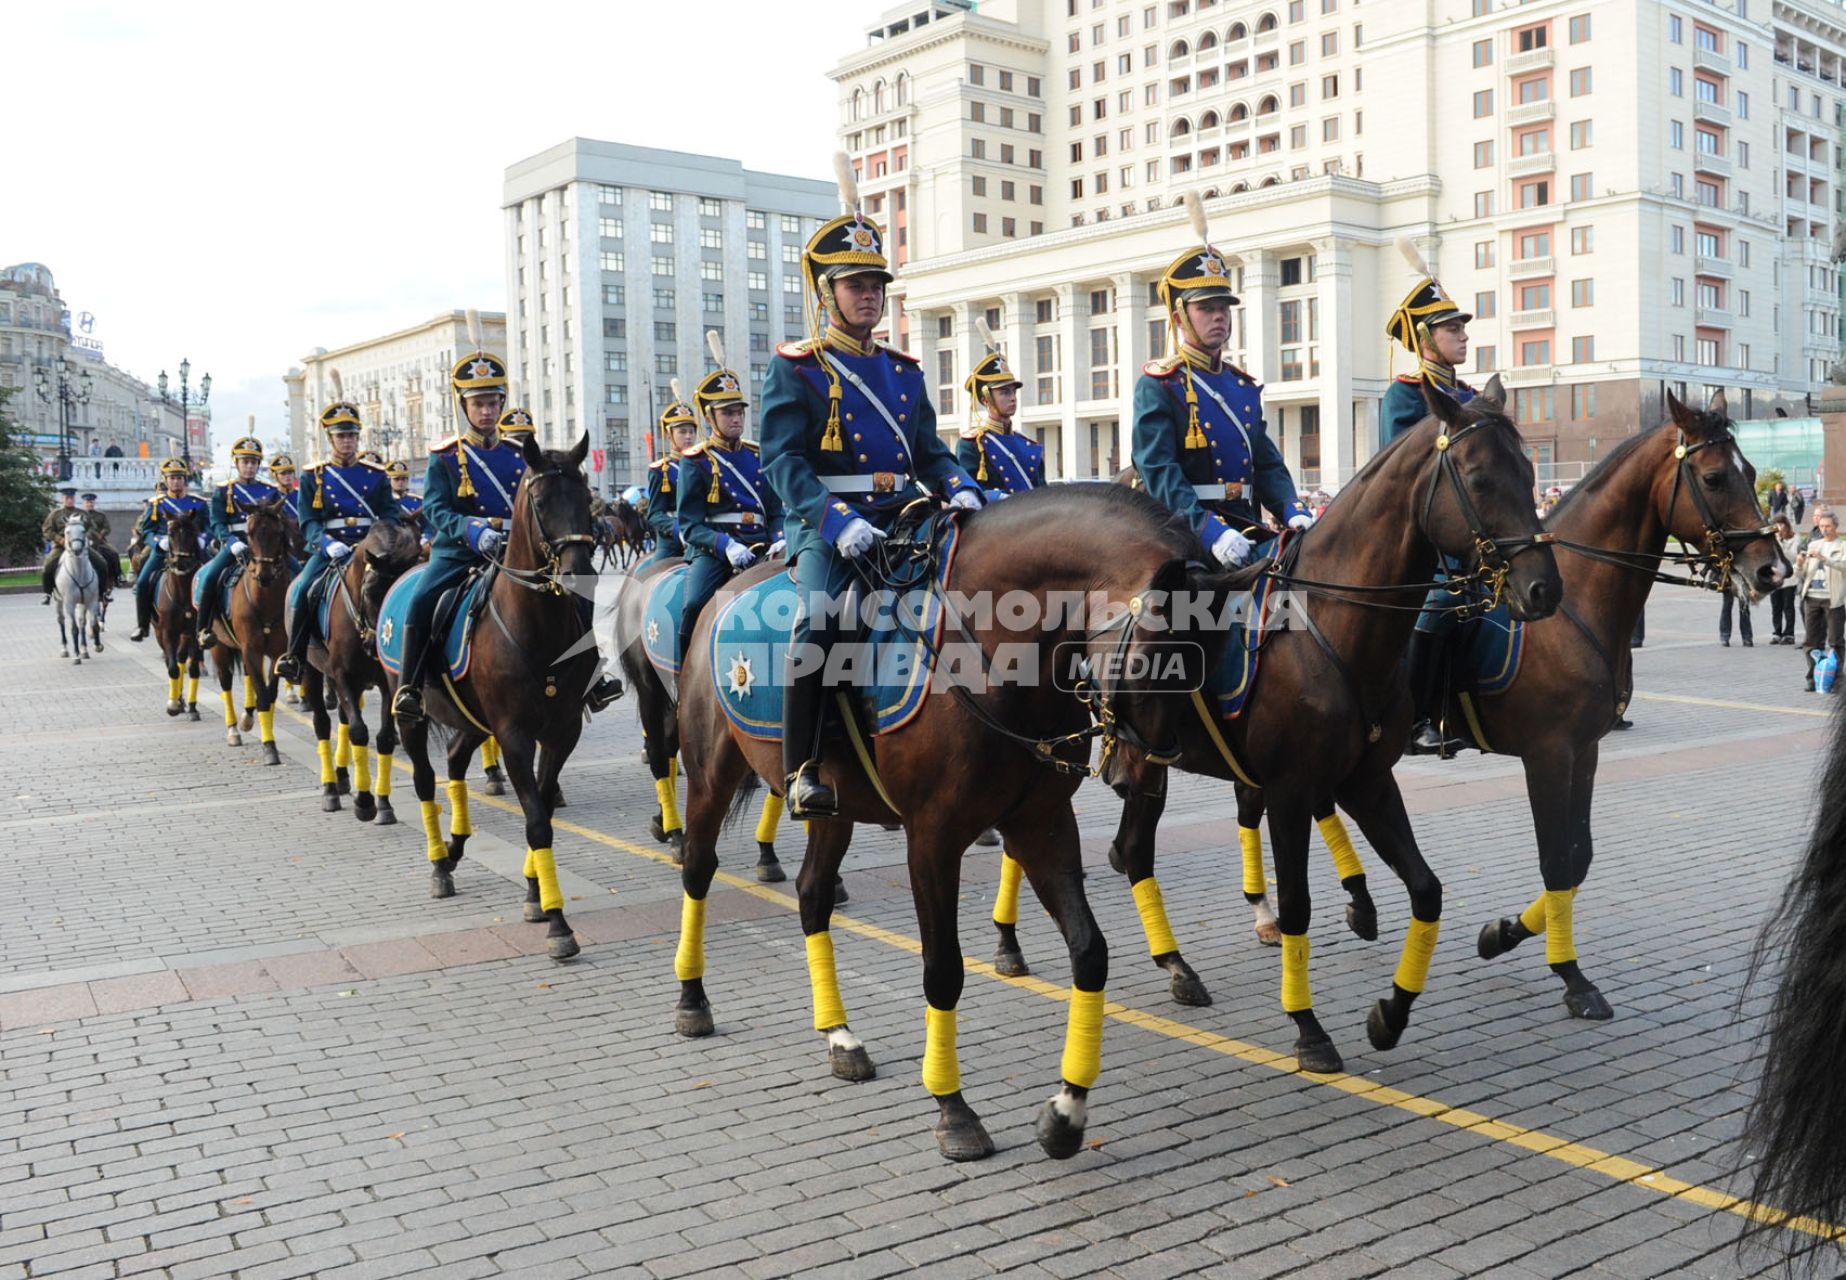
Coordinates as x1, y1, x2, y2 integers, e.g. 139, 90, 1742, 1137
1200, 571, 1275, 721
376, 565, 491, 681
640, 563, 691, 678
190, 561, 243, 614
1455, 594, 1524, 696
709, 522, 963, 743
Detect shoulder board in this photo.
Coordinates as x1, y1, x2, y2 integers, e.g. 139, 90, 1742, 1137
876, 341, 920, 364
1222, 362, 1257, 384
1143, 353, 1186, 376
775, 339, 817, 360
681, 441, 709, 458
1395, 373, 1424, 385
648, 456, 672, 471
359, 459, 387, 470
429, 436, 458, 452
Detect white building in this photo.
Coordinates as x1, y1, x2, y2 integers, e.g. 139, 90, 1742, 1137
284, 311, 507, 466
503, 139, 837, 493
833, 0, 1846, 487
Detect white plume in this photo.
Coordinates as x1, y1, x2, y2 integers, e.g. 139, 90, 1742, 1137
329, 369, 344, 401
833, 151, 859, 215
247, 413, 255, 429
465, 307, 484, 349
975, 315, 1000, 353
1396, 236, 1432, 279
706, 328, 726, 369
670, 377, 684, 405
1184, 190, 1210, 246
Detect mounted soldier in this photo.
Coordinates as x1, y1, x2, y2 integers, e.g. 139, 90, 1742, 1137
640, 390, 698, 569
386, 459, 423, 536
79, 492, 124, 588
675, 331, 784, 664
274, 379, 398, 683
957, 319, 1044, 500
41, 488, 114, 607
1132, 192, 1311, 571
1382, 240, 1478, 754
129, 460, 211, 642
194, 434, 284, 645
760, 153, 984, 818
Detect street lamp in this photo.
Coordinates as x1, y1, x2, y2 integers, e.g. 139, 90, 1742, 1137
33, 357, 92, 482
156, 357, 211, 470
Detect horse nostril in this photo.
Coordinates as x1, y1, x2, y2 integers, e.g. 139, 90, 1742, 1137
1527, 579, 1552, 613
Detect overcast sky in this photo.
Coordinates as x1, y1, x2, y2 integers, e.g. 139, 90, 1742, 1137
10, 1, 861, 466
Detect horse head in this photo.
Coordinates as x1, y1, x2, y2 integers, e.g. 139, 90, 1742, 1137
165, 509, 204, 573
358, 524, 422, 625
1417, 374, 1562, 622
513, 434, 597, 590
245, 498, 289, 586
1662, 390, 1787, 599
63, 516, 87, 555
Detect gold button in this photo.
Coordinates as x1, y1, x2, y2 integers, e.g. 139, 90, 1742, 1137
900, 394, 909, 402
859, 454, 869, 462
845, 413, 854, 422
898, 414, 907, 423
853, 433, 863, 442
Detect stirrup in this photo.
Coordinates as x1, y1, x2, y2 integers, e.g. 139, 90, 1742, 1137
1407, 720, 1448, 756
786, 763, 838, 818
393, 684, 425, 721
586, 673, 624, 712
274, 653, 302, 682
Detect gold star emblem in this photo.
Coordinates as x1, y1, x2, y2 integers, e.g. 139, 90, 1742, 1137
850, 224, 875, 249
717, 375, 738, 393
727, 654, 755, 697
469, 359, 493, 379
645, 618, 660, 646
1201, 254, 1225, 277
381, 619, 394, 645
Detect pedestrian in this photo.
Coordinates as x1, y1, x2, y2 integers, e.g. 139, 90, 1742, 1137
1771, 515, 1800, 644
1719, 579, 1755, 646
1792, 486, 1808, 527
1769, 481, 1788, 517
1794, 512, 1846, 691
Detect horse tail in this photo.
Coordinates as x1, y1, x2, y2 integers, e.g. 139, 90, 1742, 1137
1740, 702, 1846, 1258
721, 771, 761, 836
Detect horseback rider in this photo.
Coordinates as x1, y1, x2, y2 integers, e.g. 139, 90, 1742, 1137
386, 459, 423, 537
640, 392, 698, 568
1132, 192, 1311, 571
41, 489, 114, 606
1383, 241, 1477, 754
760, 154, 984, 818
957, 323, 1044, 500
270, 454, 300, 517
79, 492, 124, 589
129, 460, 211, 642
675, 331, 785, 664
194, 435, 283, 645
389, 351, 623, 722
273, 391, 398, 683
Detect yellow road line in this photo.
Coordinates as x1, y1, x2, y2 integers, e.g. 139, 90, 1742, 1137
1632, 690, 1834, 719
279, 707, 1833, 1241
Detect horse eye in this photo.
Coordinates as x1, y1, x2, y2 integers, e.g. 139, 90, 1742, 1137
1701, 472, 1724, 490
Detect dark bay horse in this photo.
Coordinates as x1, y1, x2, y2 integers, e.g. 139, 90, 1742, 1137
1065, 379, 1562, 1074
672, 485, 1232, 1161
154, 509, 207, 721
1470, 392, 1784, 1018
205, 500, 289, 765
394, 436, 603, 961
303, 525, 421, 820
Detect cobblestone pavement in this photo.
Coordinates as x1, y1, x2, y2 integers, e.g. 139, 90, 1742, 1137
0, 581, 1831, 1278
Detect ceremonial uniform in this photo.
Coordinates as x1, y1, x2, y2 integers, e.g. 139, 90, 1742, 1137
640, 394, 696, 569
40, 494, 115, 603
957, 339, 1044, 498
269, 455, 305, 570
1382, 371, 1475, 443
386, 460, 424, 539
675, 342, 784, 662
760, 205, 980, 815
194, 437, 284, 641
130, 462, 211, 638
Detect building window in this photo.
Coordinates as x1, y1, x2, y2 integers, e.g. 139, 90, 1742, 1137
1475, 291, 1497, 318
1517, 281, 1551, 311
700, 261, 723, 282
1514, 386, 1554, 422
746, 210, 765, 230
653, 287, 675, 309
1473, 190, 1495, 217
1571, 278, 1594, 307
1570, 383, 1596, 416
649, 191, 673, 212
1475, 344, 1497, 371
1571, 226, 1594, 254
747, 270, 767, 290
699, 228, 722, 250
703, 291, 724, 314
598, 184, 623, 205
1475, 240, 1495, 268
606, 352, 627, 373
698, 197, 722, 217
1473, 140, 1494, 168
600, 251, 624, 272
1473, 89, 1493, 118
973, 212, 989, 233
1569, 67, 1592, 96
650, 222, 674, 244
1571, 120, 1592, 149
655, 321, 676, 341
1569, 172, 1593, 200
652, 256, 674, 277
1517, 229, 1550, 258
599, 217, 623, 239
1472, 38, 1493, 68
1516, 75, 1549, 105
604, 284, 625, 306
1515, 178, 1550, 209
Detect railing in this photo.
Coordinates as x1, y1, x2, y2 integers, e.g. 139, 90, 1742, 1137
1507, 100, 1556, 125
1508, 255, 1555, 279
1696, 305, 1734, 326
1506, 47, 1555, 74
1508, 152, 1556, 177
1695, 254, 1733, 278
1693, 99, 1731, 125
33, 457, 173, 491
1693, 150, 1732, 177
1693, 47, 1730, 75
1509, 308, 1556, 329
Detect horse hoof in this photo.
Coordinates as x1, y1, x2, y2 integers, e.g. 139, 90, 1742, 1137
226, 730, 242, 747
484, 770, 506, 797
833, 877, 849, 906
1564, 987, 1614, 1021
548, 933, 580, 962
1346, 901, 1380, 943
974, 829, 1000, 848
187, 708, 201, 722
1295, 1035, 1344, 1075
1477, 918, 1521, 961
374, 799, 395, 824
430, 870, 455, 899
675, 1003, 715, 1038
667, 830, 685, 866
240, 711, 255, 732
1254, 921, 1282, 947
320, 791, 341, 813
523, 901, 546, 923
336, 769, 351, 795
1034, 1099, 1086, 1160
261, 744, 281, 767
1106, 840, 1126, 876
649, 813, 667, 843
1367, 1000, 1405, 1052
165, 700, 182, 716
1169, 971, 1213, 1008
755, 859, 786, 884
353, 794, 376, 823
829, 1043, 877, 1081
993, 949, 1030, 978
935, 1114, 995, 1162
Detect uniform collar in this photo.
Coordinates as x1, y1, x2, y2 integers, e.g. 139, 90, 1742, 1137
705, 432, 740, 453
463, 427, 499, 450
1177, 341, 1225, 374
822, 326, 876, 357
1418, 357, 1460, 399
983, 414, 1014, 436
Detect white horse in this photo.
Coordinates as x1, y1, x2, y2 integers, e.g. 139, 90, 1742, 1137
54, 517, 103, 664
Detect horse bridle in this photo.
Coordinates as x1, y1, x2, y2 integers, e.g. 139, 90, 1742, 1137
491, 466, 597, 595
1417, 414, 1557, 613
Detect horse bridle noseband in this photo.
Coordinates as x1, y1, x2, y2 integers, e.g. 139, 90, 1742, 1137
490, 466, 597, 595
1418, 415, 1557, 613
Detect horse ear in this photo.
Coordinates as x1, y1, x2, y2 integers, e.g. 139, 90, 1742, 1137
569, 432, 589, 470
1665, 390, 1693, 432
1708, 387, 1729, 419
521, 434, 545, 472
1477, 373, 1506, 411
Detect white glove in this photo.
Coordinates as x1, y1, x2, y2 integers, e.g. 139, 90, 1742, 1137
326, 541, 353, 560
949, 490, 983, 510
1287, 514, 1314, 531
1212, 528, 1253, 568
836, 518, 881, 558
725, 540, 755, 569
230, 540, 248, 559
156, 535, 170, 551
768, 537, 786, 558
478, 529, 505, 554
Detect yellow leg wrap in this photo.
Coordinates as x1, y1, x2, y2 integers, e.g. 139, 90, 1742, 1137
805, 931, 849, 1030
674, 894, 707, 981
1319, 814, 1365, 882
420, 800, 445, 861
168, 675, 182, 702
1393, 917, 1441, 995
445, 779, 471, 836
529, 847, 562, 912
1240, 826, 1266, 897
334, 723, 351, 769
186, 674, 199, 704
316, 740, 335, 785
521, 848, 535, 878
754, 792, 785, 845
1280, 933, 1312, 1013
257, 709, 276, 744
372, 751, 390, 794
921, 1004, 961, 1096
1061, 987, 1105, 1088
352, 745, 372, 794
1543, 888, 1578, 965
481, 737, 499, 769
221, 690, 237, 727
1131, 876, 1180, 958
1519, 890, 1550, 935
992, 853, 1024, 927
655, 774, 683, 834
243, 674, 255, 711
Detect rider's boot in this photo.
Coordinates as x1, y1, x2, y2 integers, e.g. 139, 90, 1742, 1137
274, 597, 311, 682
40, 560, 54, 606
782, 658, 836, 818
130, 583, 153, 641
1406, 628, 1446, 755
195, 588, 217, 648
586, 670, 623, 712
393, 625, 427, 722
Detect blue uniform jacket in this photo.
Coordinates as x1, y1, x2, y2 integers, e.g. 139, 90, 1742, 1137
301, 460, 396, 555
760, 336, 977, 562
644, 457, 683, 553
282, 489, 301, 521
134, 493, 211, 547
1382, 373, 1476, 445
209, 478, 283, 545
1131, 352, 1308, 548
675, 438, 784, 558
422, 433, 527, 563
958, 426, 1045, 497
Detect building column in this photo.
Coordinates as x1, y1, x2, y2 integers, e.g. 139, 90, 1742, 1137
951, 300, 977, 434
1315, 237, 1355, 487
1241, 250, 1276, 386
1113, 271, 1147, 479
1058, 282, 1088, 479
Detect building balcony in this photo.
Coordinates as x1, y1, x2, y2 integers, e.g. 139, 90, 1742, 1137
1510, 308, 1555, 329
1508, 152, 1556, 177
1694, 150, 1732, 177
1254, 28, 1279, 49
1694, 47, 1731, 76
1694, 99, 1732, 126
1696, 305, 1733, 327
1506, 47, 1555, 74
1508, 255, 1555, 279
1695, 254, 1733, 278
1507, 100, 1556, 126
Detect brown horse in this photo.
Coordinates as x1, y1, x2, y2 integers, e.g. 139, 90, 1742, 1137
204, 500, 289, 766
1469, 391, 1785, 1017
302, 524, 421, 821
394, 435, 604, 961
671, 485, 1233, 1161
1063, 379, 1562, 1074
153, 509, 207, 721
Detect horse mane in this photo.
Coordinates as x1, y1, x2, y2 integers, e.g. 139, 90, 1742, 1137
1321, 395, 1517, 522
1547, 425, 1663, 517
363, 522, 422, 574
979, 482, 1204, 560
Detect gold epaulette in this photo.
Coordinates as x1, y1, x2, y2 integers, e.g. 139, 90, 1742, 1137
680, 441, 708, 458
775, 339, 816, 359
429, 435, 459, 452
648, 455, 673, 471
741, 439, 761, 453
1395, 373, 1424, 385
876, 341, 921, 364
1143, 353, 1186, 377
359, 458, 387, 469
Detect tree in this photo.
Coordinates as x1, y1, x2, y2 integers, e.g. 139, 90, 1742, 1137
1756, 466, 1787, 504
0, 386, 52, 565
